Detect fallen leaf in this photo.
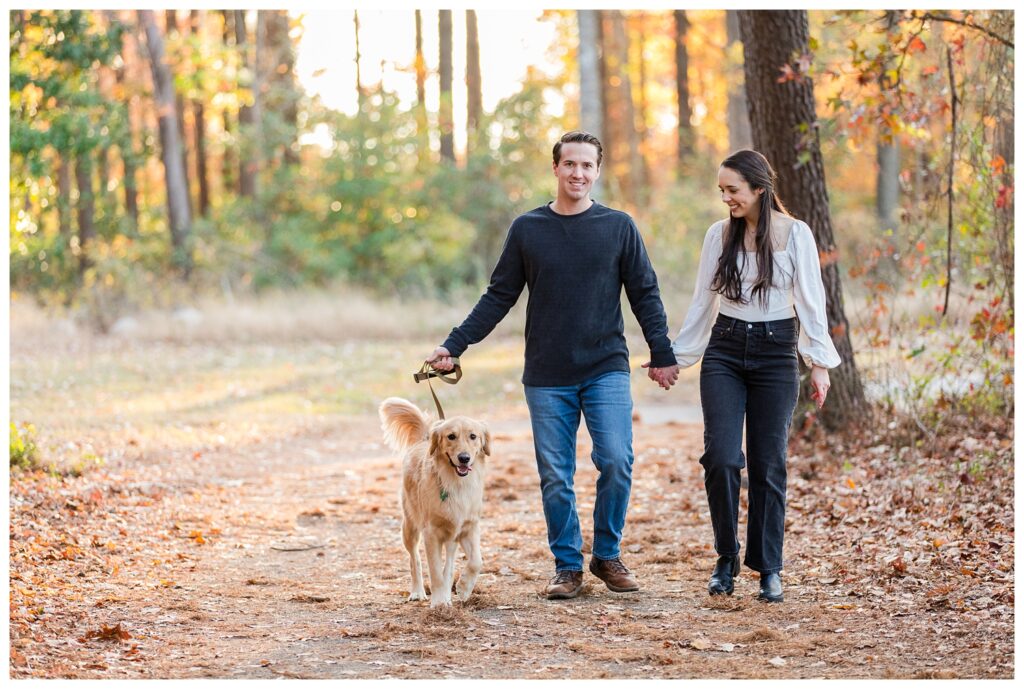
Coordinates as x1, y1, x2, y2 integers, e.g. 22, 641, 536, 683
290, 594, 329, 603
81, 622, 132, 642
690, 639, 713, 651
769, 656, 787, 667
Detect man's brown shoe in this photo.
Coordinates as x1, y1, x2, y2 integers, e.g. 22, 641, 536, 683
589, 556, 639, 592
544, 570, 584, 599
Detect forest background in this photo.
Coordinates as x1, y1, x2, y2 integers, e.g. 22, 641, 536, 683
5, 6, 1017, 679
8, 6, 1014, 434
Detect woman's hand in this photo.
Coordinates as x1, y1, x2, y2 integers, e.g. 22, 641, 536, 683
810, 365, 830, 409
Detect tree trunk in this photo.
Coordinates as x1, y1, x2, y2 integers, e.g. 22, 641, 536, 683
164, 10, 194, 216
110, 11, 140, 233
74, 152, 95, 278
632, 13, 651, 201
413, 10, 428, 165
875, 10, 900, 230
991, 18, 1014, 312
438, 10, 455, 163
221, 10, 236, 194
56, 151, 72, 238
235, 10, 257, 197
601, 10, 642, 208
725, 10, 752, 152
465, 10, 483, 157
354, 10, 364, 113
876, 141, 900, 227
674, 10, 694, 164
139, 9, 193, 278
577, 10, 603, 198
738, 9, 867, 430
190, 10, 210, 217
265, 10, 299, 165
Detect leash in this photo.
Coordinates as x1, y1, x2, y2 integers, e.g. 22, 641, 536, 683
413, 358, 462, 420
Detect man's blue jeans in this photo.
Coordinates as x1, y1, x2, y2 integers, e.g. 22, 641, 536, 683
524, 370, 634, 572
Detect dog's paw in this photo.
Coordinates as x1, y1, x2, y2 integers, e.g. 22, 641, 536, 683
408, 590, 427, 602
456, 583, 474, 602
429, 596, 452, 609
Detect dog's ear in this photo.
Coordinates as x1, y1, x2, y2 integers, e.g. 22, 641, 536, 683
428, 421, 443, 457
481, 425, 491, 457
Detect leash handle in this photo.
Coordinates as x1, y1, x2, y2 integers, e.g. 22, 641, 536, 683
413, 358, 461, 419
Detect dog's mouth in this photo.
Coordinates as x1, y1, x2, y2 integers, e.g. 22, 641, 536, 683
448, 455, 473, 478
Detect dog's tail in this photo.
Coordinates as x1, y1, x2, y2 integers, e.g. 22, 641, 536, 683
379, 397, 430, 452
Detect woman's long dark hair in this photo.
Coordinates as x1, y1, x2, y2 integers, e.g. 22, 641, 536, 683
710, 149, 793, 309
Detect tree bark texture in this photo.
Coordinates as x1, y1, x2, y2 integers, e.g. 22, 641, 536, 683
674, 10, 694, 163
738, 9, 866, 429
139, 9, 193, 277
163, 10, 194, 216
725, 10, 752, 152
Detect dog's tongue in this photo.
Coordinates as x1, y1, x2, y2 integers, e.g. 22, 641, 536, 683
456, 465, 472, 477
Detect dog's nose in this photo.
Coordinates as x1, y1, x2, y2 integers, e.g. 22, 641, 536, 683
457, 452, 471, 464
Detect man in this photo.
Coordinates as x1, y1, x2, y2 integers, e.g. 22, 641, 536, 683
426, 131, 680, 599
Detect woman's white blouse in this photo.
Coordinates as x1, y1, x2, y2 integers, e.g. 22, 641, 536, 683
671, 218, 843, 369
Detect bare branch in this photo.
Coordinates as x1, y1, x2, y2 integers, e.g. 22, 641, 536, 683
914, 11, 1013, 49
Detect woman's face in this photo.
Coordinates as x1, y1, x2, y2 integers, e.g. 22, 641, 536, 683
718, 166, 764, 222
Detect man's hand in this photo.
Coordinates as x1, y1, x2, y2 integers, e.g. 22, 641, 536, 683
426, 346, 456, 372
642, 362, 680, 391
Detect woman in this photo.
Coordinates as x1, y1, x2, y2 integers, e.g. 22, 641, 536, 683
671, 150, 840, 602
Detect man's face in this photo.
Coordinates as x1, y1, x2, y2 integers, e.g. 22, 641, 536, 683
552, 142, 601, 203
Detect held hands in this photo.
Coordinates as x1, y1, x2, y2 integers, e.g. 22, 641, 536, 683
810, 365, 830, 409
642, 362, 680, 391
426, 346, 456, 372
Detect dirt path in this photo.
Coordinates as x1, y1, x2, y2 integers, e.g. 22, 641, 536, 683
9, 395, 1013, 679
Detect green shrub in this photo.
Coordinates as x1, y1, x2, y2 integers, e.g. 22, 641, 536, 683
10, 422, 39, 470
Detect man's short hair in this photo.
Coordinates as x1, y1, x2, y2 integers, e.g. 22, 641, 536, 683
553, 131, 603, 167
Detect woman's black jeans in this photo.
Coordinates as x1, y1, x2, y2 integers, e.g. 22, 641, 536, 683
699, 313, 800, 575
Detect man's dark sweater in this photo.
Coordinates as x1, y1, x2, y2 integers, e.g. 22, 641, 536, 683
442, 202, 676, 387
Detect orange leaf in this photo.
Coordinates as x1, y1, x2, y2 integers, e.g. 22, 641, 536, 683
907, 36, 927, 54
845, 478, 856, 489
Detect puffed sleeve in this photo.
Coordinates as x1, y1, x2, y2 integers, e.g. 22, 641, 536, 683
791, 220, 842, 369
671, 222, 723, 368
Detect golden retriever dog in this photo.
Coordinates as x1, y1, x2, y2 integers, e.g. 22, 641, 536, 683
379, 397, 490, 608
